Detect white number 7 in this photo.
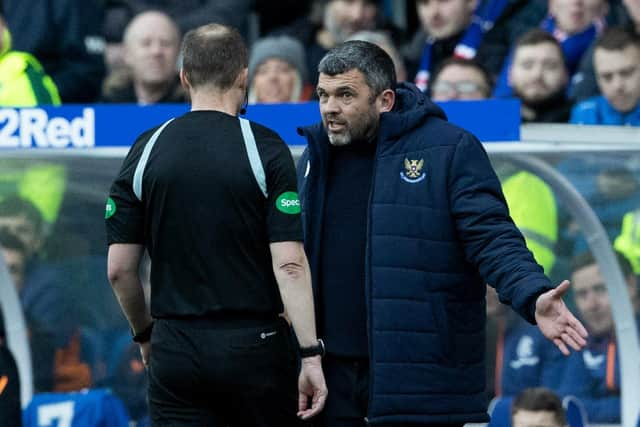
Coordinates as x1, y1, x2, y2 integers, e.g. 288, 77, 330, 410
37, 401, 75, 427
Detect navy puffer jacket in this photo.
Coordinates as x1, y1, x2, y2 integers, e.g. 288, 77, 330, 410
297, 83, 554, 424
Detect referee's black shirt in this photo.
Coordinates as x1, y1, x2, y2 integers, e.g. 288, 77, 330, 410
105, 111, 303, 319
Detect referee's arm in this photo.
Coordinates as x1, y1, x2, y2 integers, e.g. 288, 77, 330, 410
270, 241, 327, 419
107, 243, 153, 363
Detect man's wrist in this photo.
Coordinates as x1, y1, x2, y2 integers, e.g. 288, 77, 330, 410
132, 321, 154, 343
299, 338, 325, 358
301, 355, 322, 366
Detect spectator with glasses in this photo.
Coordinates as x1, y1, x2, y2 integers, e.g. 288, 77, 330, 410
430, 57, 492, 101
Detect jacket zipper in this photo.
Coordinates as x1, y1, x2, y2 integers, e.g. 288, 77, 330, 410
365, 135, 382, 421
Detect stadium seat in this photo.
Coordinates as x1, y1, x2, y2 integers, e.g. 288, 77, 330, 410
487, 396, 514, 427
562, 395, 587, 427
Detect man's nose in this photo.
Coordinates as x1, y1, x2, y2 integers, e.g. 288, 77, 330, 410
323, 96, 341, 114
149, 42, 164, 56
611, 74, 626, 92
266, 69, 279, 80
426, 3, 441, 21
530, 63, 545, 79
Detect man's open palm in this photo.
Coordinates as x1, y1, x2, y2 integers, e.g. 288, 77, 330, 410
535, 280, 589, 355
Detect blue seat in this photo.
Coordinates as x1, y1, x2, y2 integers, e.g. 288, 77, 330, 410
487, 396, 514, 427
562, 395, 587, 427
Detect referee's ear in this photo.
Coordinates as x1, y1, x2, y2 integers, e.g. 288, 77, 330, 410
237, 67, 249, 92
180, 68, 191, 91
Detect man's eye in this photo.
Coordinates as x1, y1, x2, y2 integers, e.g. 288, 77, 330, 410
620, 67, 635, 78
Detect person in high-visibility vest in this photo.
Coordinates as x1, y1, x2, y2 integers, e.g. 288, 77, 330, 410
0, 11, 66, 226
0, 13, 60, 106
501, 170, 559, 275
615, 209, 640, 302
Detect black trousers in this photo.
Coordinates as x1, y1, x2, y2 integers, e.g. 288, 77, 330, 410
315, 354, 464, 427
148, 317, 307, 426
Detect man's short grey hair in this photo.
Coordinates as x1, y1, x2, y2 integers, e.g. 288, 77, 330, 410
318, 40, 396, 96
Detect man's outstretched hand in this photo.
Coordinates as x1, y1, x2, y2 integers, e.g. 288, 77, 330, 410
535, 280, 589, 355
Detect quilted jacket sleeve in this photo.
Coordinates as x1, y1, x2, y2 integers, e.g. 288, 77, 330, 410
448, 132, 554, 323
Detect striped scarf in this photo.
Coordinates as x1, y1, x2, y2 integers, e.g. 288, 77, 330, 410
414, 0, 510, 92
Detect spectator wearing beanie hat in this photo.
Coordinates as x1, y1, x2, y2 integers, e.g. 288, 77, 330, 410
248, 35, 312, 104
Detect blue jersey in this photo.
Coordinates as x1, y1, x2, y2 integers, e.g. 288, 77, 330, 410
500, 319, 566, 396
23, 388, 129, 427
556, 334, 622, 423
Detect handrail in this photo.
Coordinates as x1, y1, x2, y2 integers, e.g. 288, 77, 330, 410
0, 253, 33, 408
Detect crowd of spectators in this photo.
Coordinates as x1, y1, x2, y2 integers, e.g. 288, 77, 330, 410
1, 0, 640, 425
0, 0, 638, 125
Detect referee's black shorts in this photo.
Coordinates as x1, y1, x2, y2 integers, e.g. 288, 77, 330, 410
148, 316, 307, 426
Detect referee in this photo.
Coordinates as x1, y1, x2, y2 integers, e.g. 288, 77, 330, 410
105, 23, 327, 426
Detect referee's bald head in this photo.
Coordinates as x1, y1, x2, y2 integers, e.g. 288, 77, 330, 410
180, 23, 248, 91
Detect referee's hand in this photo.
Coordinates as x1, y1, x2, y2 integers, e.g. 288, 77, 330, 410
297, 356, 327, 419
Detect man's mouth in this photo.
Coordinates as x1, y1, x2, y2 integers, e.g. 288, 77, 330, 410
328, 120, 346, 132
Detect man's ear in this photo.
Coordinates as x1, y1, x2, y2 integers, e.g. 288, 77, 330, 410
378, 88, 396, 113
236, 68, 249, 91
179, 68, 190, 90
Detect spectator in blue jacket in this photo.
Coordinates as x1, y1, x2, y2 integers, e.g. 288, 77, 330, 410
555, 251, 639, 423
570, 27, 640, 125
487, 286, 566, 400
493, 0, 607, 99
297, 40, 588, 427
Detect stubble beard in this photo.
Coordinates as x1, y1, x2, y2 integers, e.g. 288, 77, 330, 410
328, 107, 379, 146
328, 131, 352, 146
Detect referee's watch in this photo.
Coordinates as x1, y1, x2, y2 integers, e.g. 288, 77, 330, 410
300, 339, 325, 358
132, 322, 154, 344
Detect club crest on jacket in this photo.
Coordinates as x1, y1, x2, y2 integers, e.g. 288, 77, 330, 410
401, 158, 426, 183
